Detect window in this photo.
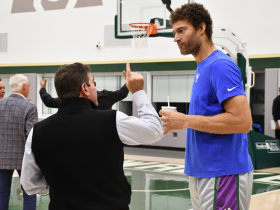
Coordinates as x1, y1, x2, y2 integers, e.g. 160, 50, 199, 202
152, 74, 195, 114
39, 75, 133, 116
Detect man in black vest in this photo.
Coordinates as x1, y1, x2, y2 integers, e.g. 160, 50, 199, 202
20, 62, 163, 210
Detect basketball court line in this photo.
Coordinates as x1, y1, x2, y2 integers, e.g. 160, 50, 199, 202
132, 188, 189, 192
254, 181, 280, 186
251, 189, 280, 197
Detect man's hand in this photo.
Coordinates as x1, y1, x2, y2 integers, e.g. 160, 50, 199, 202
159, 110, 187, 136
123, 63, 144, 94
276, 121, 280, 130
40, 78, 47, 89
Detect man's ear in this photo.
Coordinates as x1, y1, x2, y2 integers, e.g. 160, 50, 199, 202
22, 83, 27, 90
81, 83, 89, 97
199, 22, 206, 35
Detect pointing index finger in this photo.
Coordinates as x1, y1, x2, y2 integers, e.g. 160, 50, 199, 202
126, 63, 131, 76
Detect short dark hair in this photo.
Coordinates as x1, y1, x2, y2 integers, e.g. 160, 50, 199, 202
55, 62, 91, 101
0, 78, 2, 81
170, 3, 213, 42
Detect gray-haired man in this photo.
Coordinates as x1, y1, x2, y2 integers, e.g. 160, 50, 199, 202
0, 74, 38, 210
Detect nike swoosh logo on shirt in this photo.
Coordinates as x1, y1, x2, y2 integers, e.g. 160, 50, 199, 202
227, 86, 237, 91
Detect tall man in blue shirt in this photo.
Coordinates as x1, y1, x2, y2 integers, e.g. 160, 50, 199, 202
160, 3, 253, 210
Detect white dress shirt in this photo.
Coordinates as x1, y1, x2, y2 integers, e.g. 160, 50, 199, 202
20, 90, 163, 195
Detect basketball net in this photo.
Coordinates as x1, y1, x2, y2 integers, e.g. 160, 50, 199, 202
129, 23, 157, 48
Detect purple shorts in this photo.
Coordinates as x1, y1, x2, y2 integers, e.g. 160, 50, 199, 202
189, 170, 253, 210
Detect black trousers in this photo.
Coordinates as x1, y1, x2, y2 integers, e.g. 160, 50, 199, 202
275, 129, 280, 139
120, 206, 130, 210
0, 170, 37, 210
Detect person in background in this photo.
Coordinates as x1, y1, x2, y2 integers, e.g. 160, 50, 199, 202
21, 62, 163, 210
272, 87, 280, 138
160, 3, 253, 210
0, 78, 5, 99
39, 75, 129, 110
0, 74, 38, 210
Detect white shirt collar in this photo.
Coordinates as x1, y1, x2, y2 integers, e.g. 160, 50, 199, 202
12, 93, 26, 99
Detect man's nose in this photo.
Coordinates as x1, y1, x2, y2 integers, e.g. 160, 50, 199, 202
174, 34, 180, 42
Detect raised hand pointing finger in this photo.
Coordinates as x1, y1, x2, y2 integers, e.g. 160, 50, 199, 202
123, 63, 144, 94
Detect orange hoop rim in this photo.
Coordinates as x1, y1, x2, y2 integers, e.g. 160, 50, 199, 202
129, 22, 155, 29
129, 22, 157, 35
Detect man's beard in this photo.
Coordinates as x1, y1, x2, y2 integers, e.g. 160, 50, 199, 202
180, 31, 201, 55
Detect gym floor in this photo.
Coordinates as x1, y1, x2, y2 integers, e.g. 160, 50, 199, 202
9, 146, 280, 210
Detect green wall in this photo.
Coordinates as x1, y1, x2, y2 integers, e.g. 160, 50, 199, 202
1, 56, 280, 74
0, 61, 197, 74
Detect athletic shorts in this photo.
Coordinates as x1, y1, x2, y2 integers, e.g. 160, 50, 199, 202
189, 170, 253, 210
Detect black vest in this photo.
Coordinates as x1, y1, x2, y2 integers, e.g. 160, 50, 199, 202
32, 97, 131, 210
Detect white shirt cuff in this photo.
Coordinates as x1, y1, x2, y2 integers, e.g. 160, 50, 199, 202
133, 90, 149, 106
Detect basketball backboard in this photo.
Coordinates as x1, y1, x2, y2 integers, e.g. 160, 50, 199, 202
115, 0, 189, 39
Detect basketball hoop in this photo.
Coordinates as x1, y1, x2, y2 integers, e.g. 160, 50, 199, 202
129, 23, 157, 48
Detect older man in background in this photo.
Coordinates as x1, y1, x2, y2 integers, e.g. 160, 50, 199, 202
0, 74, 38, 210
0, 78, 5, 99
